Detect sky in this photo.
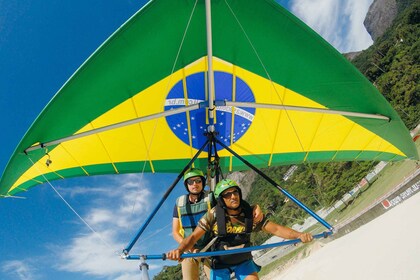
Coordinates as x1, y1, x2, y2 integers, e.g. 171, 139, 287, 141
0, 0, 374, 279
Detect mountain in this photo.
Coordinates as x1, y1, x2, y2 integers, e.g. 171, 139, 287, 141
364, 0, 398, 41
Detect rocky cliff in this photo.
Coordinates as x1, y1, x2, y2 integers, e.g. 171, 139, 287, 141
227, 170, 256, 199
364, 0, 398, 41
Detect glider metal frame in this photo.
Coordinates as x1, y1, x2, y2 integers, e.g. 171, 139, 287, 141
128, 231, 332, 261
23, 100, 390, 155
121, 131, 333, 276
23, 102, 206, 154
223, 101, 390, 121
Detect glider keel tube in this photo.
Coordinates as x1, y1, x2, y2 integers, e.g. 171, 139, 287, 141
126, 232, 332, 260
205, 0, 215, 126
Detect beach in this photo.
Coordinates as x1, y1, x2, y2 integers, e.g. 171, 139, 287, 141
264, 191, 420, 280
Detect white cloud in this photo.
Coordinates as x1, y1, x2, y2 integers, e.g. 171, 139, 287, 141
290, 0, 373, 52
1, 260, 39, 280
52, 174, 166, 279
58, 174, 153, 230
344, 1, 374, 51
55, 231, 139, 277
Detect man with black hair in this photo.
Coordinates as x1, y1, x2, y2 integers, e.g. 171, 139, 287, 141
172, 170, 263, 280
169, 178, 313, 280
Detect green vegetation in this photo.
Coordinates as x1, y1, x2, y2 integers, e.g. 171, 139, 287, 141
352, 0, 419, 129
153, 264, 182, 280
247, 161, 374, 245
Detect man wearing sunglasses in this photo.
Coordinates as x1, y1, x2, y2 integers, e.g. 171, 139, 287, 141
172, 169, 263, 280
169, 178, 313, 280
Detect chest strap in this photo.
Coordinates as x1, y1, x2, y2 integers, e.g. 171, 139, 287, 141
215, 200, 253, 237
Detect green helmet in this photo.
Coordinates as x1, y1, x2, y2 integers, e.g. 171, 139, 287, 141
183, 168, 205, 182
214, 179, 240, 199
183, 168, 205, 191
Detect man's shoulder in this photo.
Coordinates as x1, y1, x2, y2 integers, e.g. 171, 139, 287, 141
175, 194, 189, 206
201, 206, 216, 221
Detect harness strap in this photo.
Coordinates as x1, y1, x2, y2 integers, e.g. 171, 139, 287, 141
242, 201, 253, 233
216, 203, 226, 236
215, 200, 253, 237
176, 195, 188, 236
177, 191, 213, 234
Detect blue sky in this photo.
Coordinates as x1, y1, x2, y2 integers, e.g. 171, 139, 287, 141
0, 1, 374, 279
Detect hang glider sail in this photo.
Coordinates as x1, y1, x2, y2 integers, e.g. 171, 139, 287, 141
0, 0, 418, 197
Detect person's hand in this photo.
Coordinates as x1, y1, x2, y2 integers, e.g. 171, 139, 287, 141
253, 204, 264, 224
166, 249, 183, 261
298, 232, 313, 243
190, 248, 201, 261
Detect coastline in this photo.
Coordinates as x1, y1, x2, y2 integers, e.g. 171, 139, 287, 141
262, 190, 420, 280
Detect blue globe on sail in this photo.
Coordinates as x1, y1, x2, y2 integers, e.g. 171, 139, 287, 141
165, 72, 255, 151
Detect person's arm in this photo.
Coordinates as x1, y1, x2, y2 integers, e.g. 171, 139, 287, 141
172, 204, 184, 244
172, 218, 184, 244
262, 221, 313, 243
166, 226, 207, 261
172, 218, 200, 253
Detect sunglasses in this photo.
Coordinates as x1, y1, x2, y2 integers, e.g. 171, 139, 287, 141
221, 190, 239, 199
187, 178, 202, 185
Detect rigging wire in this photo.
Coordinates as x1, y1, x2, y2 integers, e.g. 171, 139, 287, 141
224, 0, 396, 211
224, 0, 328, 212
127, 0, 199, 236
137, 222, 172, 245
223, 0, 311, 159
304, 162, 327, 207
222, 1, 383, 228
26, 155, 117, 255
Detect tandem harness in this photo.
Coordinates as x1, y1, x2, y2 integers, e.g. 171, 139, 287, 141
176, 191, 214, 249
210, 201, 254, 269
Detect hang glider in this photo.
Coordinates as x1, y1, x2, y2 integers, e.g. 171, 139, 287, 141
0, 0, 417, 199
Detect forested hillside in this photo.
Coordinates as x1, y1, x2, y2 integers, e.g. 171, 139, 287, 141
247, 162, 375, 244
352, 0, 419, 129
153, 1, 419, 278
